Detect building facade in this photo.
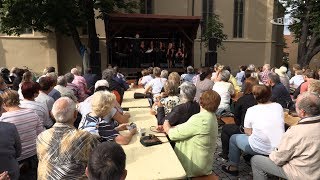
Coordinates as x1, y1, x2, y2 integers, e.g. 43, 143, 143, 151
0, 0, 285, 74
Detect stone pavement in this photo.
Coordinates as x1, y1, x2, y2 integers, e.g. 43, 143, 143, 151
212, 128, 253, 180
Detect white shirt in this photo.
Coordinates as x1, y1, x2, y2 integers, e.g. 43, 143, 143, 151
289, 75, 304, 89
35, 91, 55, 111
244, 103, 285, 155
20, 100, 53, 128
141, 75, 154, 87
235, 71, 245, 86
77, 95, 117, 129
212, 81, 235, 110
146, 77, 167, 95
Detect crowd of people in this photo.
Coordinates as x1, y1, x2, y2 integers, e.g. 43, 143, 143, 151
0, 61, 319, 179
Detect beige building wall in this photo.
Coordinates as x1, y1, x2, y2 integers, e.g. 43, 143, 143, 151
0, 32, 58, 75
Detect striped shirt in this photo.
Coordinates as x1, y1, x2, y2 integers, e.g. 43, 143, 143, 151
20, 100, 53, 128
37, 123, 99, 180
0, 109, 44, 161
80, 114, 119, 141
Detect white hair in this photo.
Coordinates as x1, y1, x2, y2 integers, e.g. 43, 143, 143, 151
52, 97, 76, 123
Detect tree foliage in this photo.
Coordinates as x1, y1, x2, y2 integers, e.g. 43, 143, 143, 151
202, 15, 228, 50
285, 0, 320, 66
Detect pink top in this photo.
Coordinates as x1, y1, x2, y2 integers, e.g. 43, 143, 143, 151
72, 75, 88, 102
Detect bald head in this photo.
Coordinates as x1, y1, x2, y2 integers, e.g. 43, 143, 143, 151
52, 97, 76, 123
296, 92, 320, 118
71, 68, 80, 76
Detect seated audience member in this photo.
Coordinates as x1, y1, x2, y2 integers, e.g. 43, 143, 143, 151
138, 69, 153, 88
251, 92, 320, 180
20, 82, 53, 129
259, 64, 271, 85
212, 70, 235, 115
18, 71, 33, 100
241, 69, 253, 91
0, 77, 8, 94
83, 67, 99, 93
114, 66, 126, 82
300, 69, 315, 93
181, 66, 196, 83
163, 90, 220, 177
35, 76, 55, 112
157, 82, 200, 126
78, 80, 130, 129
275, 66, 290, 92
11, 68, 24, 91
144, 67, 167, 98
80, 91, 136, 145
267, 73, 293, 108
0, 90, 44, 179
46, 73, 61, 101
151, 80, 180, 115
167, 72, 181, 85
65, 72, 81, 100
102, 68, 125, 104
54, 76, 77, 102
160, 69, 169, 79
112, 68, 129, 92
225, 66, 241, 93
86, 142, 127, 180
289, 70, 304, 89
192, 67, 204, 85
235, 65, 246, 86
222, 85, 284, 176
37, 97, 99, 180
0, 97, 22, 180
308, 79, 320, 95
194, 67, 214, 102
71, 68, 89, 101
211, 64, 224, 82
0, 67, 13, 85
220, 77, 258, 160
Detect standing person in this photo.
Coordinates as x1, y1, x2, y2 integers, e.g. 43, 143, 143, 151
37, 97, 99, 180
251, 92, 320, 180
163, 90, 220, 177
0, 97, 21, 180
222, 85, 284, 176
0, 90, 44, 179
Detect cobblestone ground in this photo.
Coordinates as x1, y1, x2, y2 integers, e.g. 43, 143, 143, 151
212, 128, 253, 180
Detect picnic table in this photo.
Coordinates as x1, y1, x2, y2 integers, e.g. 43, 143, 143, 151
121, 89, 186, 179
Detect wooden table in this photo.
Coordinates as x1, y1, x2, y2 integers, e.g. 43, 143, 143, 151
121, 91, 186, 179
284, 113, 300, 126
122, 88, 150, 108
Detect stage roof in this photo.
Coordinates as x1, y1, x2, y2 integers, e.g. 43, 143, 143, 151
106, 13, 201, 41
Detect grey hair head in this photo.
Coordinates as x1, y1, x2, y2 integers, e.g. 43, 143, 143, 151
187, 66, 194, 74
57, 76, 67, 86
268, 73, 280, 84
51, 97, 76, 123
179, 81, 196, 101
219, 70, 231, 82
297, 92, 320, 116
102, 68, 115, 81
64, 73, 74, 83
160, 70, 169, 79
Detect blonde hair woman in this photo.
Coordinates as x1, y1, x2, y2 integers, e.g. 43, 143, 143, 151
80, 91, 136, 145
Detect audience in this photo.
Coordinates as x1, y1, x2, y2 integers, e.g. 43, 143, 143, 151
102, 68, 125, 104
220, 77, 258, 160
222, 85, 284, 176
212, 70, 235, 115
139, 69, 153, 87
289, 70, 304, 89
71, 68, 89, 101
65, 72, 80, 101
181, 66, 196, 83
194, 67, 214, 102
54, 76, 77, 102
163, 90, 220, 177
167, 72, 181, 85
235, 65, 246, 86
86, 142, 127, 180
259, 64, 271, 85
144, 67, 167, 99
37, 97, 99, 179
46, 72, 61, 101
308, 79, 320, 95
0, 90, 44, 179
35, 76, 55, 113
0, 97, 21, 180
251, 92, 320, 179
20, 82, 52, 129
83, 67, 99, 92
0, 77, 8, 94
300, 69, 315, 93
225, 66, 241, 93
267, 73, 293, 109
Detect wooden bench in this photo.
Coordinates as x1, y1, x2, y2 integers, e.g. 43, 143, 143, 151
192, 173, 219, 180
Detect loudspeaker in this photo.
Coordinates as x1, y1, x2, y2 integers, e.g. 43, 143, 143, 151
208, 38, 217, 52
205, 52, 217, 67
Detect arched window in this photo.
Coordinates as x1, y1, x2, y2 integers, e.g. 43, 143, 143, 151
233, 0, 244, 38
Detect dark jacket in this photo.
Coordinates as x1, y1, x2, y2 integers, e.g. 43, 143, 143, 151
0, 122, 21, 180
234, 94, 257, 126
157, 101, 200, 126
271, 83, 293, 108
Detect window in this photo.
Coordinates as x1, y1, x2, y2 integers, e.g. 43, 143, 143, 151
202, 0, 214, 34
233, 0, 244, 38
140, 0, 153, 14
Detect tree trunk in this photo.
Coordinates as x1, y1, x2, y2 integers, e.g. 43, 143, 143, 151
86, 0, 101, 75
68, 24, 83, 56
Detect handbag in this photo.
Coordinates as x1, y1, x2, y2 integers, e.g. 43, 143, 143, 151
134, 92, 152, 99
140, 134, 162, 147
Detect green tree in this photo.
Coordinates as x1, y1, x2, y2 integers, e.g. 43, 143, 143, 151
202, 15, 228, 49
285, 0, 320, 66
